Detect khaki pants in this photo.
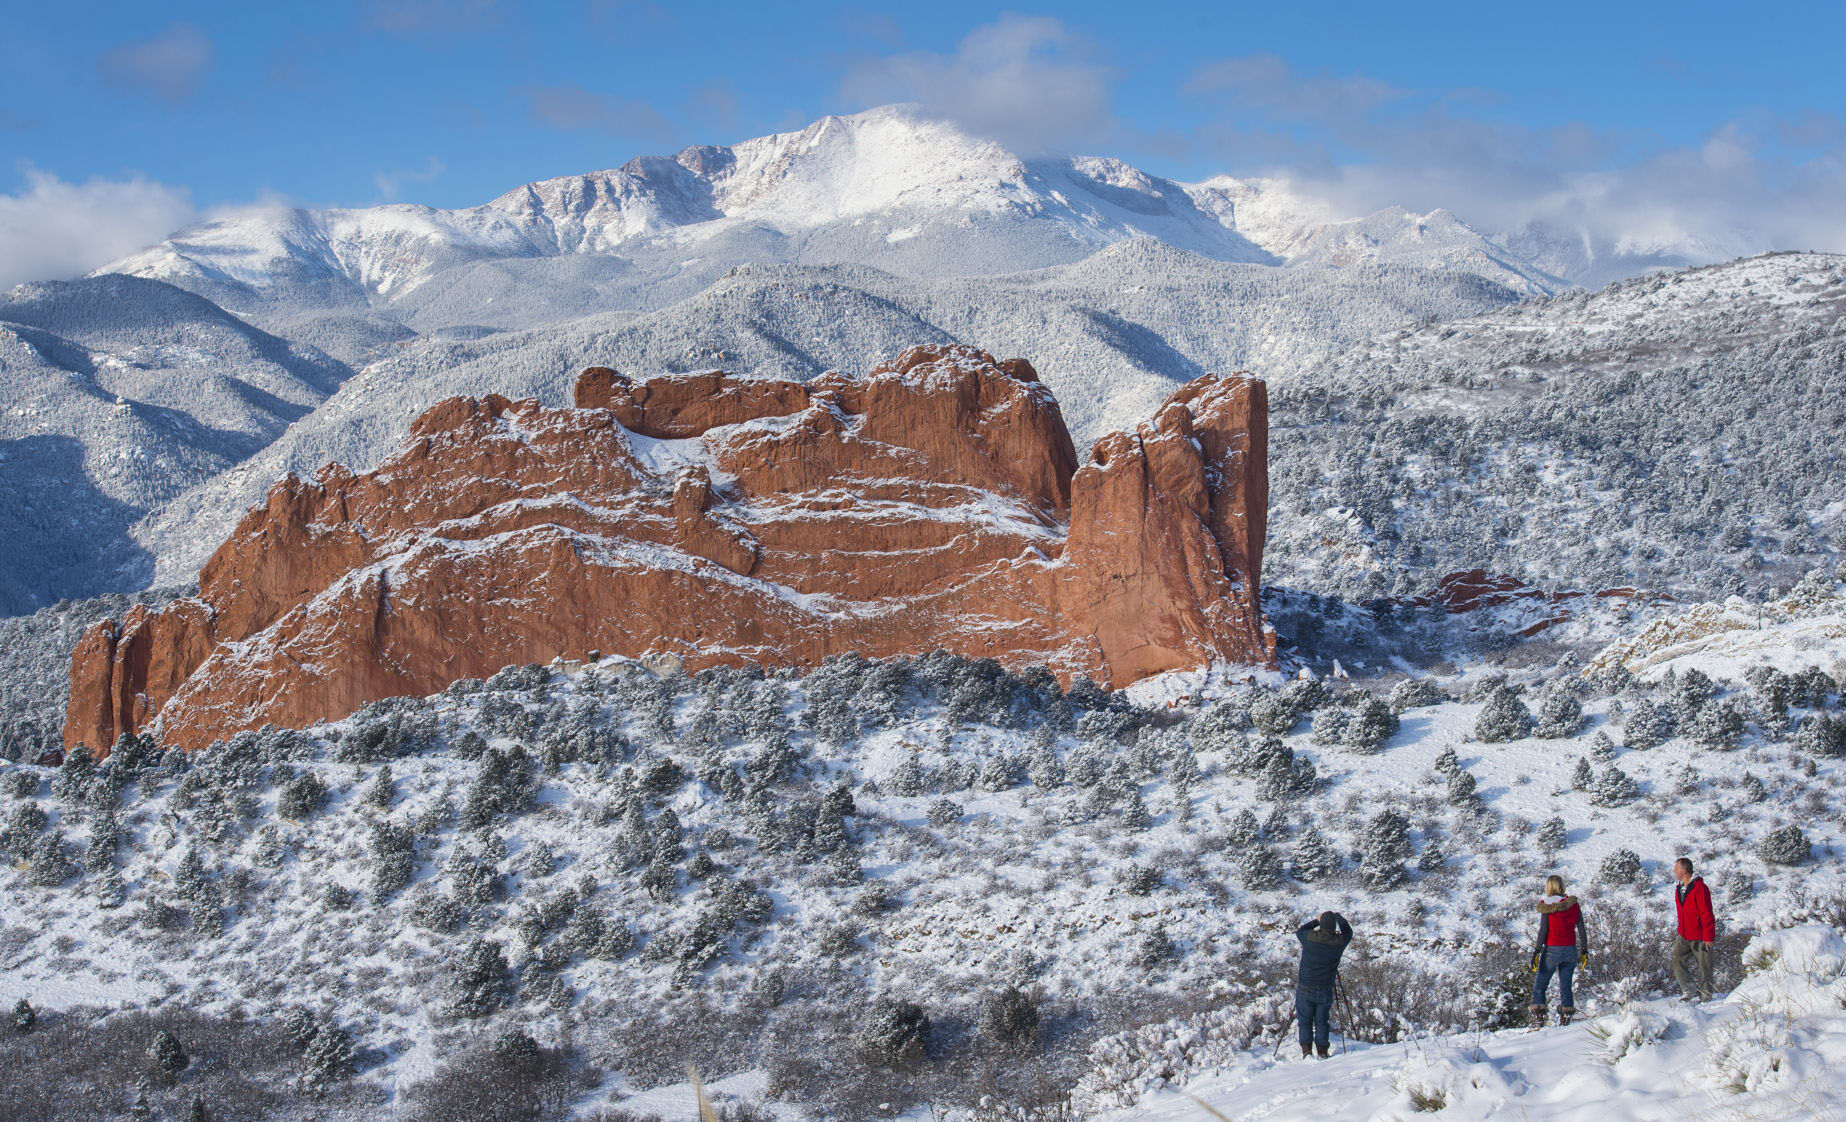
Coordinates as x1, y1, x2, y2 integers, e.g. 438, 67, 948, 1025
1671, 935, 1712, 1000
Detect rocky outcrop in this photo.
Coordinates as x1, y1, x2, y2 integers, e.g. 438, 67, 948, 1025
66, 345, 1272, 754
1408, 568, 1663, 639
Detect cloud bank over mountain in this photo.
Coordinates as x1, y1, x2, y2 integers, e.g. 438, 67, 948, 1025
0, 170, 196, 289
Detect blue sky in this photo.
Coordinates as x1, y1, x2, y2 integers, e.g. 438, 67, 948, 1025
2, 0, 1843, 283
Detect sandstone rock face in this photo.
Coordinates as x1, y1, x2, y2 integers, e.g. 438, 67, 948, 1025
66, 345, 1272, 753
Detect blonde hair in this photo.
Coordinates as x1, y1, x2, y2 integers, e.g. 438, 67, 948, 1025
1545, 875, 1566, 896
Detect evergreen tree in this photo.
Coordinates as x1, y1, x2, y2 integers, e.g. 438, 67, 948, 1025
1241, 844, 1283, 890
1290, 827, 1342, 882
1120, 789, 1152, 831
363, 765, 396, 810
25, 832, 75, 887
1589, 730, 1618, 762
1474, 688, 1535, 743
146, 1029, 189, 1086
1416, 834, 1447, 873
277, 770, 330, 820
1250, 694, 1302, 736
1389, 678, 1444, 712
1537, 817, 1568, 854
1621, 698, 1673, 750
450, 937, 511, 1017
926, 798, 962, 828
1446, 769, 1478, 805
1225, 808, 1260, 849
1589, 765, 1640, 806
302, 1021, 357, 1085
1690, 700, 1746, 750
1598, 848, 1644, 885
979, 986, 1039, 1050
187, 1094, 211, 1122
889, 757, 929, 797
1534, 691, 1585, 739
13, 998, 34, 1034
1795, 714, 1845, 758
1359, 809, 1410, 891
1671, 668, 1718, 726
1344, 699, 1399, 753
1134, 927, 1177, 969
859, 998, 930, 1068
54, 744, 97, 804
1309, 707, 1350, 746
1570, 757, 1594, 790
1434, 744, 1459, 776
1758, 825, 1810, 865
1262, 804, 1290, 839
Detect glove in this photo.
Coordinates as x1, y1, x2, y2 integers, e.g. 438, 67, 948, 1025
1529, 953, 1541, 973
1579, 952, 1589, 969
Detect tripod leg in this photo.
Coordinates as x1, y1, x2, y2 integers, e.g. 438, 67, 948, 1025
1273, 1008, 1297, 1059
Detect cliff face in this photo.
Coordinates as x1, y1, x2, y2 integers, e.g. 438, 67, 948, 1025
66, 345, 1272, 754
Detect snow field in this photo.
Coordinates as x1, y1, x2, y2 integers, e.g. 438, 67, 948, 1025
1108, 923, 1846, 1121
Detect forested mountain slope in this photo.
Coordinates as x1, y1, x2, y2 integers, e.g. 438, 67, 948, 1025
1267, 252, 1846, 600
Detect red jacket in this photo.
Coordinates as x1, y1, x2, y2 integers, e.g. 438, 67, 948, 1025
1676, 877, 1716, 942
1543, 902, 1582, 946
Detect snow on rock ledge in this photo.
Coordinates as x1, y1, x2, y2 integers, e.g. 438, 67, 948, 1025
66, 345, 1274, 753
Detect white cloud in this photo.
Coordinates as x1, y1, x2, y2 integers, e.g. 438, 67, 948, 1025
1184, 55, 1846, 271
374, 156, 447, 202
96, 24, 214, 104
0, 169, 194, 289
842, 16, 1116, 154
522, 84, 678, 144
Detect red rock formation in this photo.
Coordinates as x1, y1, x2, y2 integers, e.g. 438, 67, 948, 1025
65, 345, 1272, 754
1404, 568, 1666, 639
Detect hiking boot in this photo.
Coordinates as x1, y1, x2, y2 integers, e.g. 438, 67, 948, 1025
1681, 993, 1701, 1005
1315, 1042, 1330, 1059
1300, 1042, 1313, 1059
1528, 1004, 1546, 1026
1559, 1007, 1575, 1026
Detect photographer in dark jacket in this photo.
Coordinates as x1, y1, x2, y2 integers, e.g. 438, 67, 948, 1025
1295, 910, 1352, 1058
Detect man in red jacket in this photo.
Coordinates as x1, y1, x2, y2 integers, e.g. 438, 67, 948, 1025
1671, 856, 1717, 1002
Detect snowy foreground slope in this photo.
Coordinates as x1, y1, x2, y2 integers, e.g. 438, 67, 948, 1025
1110, 924, 1846, 1122
2, 575, 1845, 1118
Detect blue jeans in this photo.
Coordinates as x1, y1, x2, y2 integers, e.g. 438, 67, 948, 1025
1532, 945, 1576, 1007
1296, 987, 1333, 1047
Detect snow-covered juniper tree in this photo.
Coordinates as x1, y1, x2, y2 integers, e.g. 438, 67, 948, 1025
1534, 691, 1585, 739
1621, 699, 1673, 750
1474, 688, 1534, 743
1359, 809, 1410, 892
1590, 765, 1640, 807
1598, 848, 1644, 885
1537, 817, 1568, 855
1757, 825, 1811, 865
1290, 826, 1342, 882
1571, 757, 1594, 791
1344, 698, 1399, 753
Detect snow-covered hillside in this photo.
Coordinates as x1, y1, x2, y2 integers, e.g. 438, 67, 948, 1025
99, 105, 1560, 322
3, 566, 1844, 1119
1268, 251, 1846, 601
0, 275, 351, 614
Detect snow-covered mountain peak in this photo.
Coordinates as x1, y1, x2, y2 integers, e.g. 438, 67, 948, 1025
96, 105, 1565, 314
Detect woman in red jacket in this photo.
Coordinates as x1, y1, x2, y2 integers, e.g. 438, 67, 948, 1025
1530, 874, 1588, 1025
